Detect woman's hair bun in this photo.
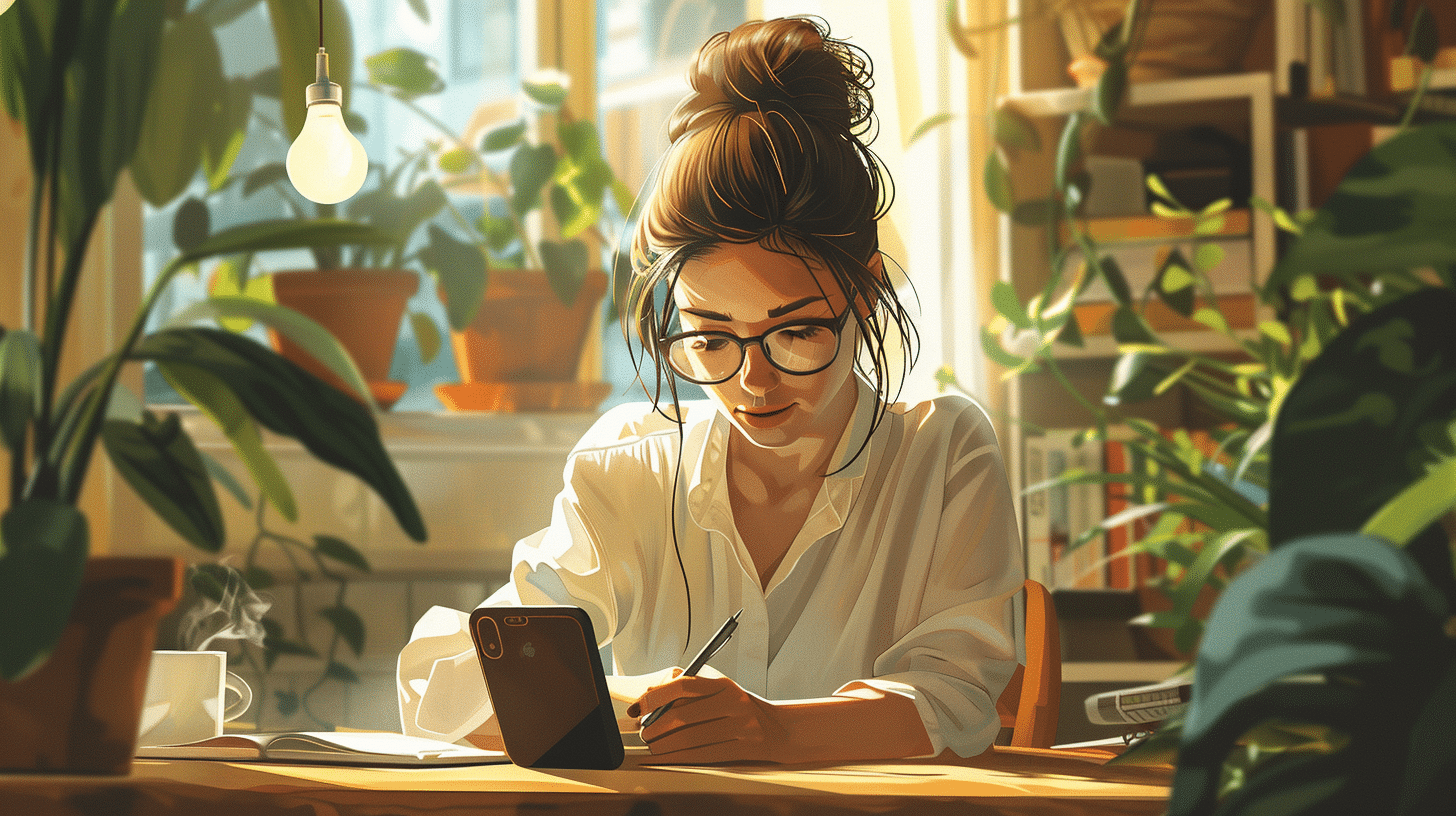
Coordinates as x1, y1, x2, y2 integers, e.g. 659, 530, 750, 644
668, 16, 874, 143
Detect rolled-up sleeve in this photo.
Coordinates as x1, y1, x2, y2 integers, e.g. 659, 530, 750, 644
838, 408, 1023, 757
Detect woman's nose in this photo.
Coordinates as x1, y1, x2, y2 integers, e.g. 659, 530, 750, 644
738, 342, 779, 394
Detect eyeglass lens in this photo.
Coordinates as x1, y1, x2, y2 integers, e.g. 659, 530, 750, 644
669, 323, 840, 383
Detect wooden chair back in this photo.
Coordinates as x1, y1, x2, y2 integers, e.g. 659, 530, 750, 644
994, 579, 1062, 748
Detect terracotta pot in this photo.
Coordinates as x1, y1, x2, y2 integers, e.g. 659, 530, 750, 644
451, 269, 608, 384
1058, 0, 1270, 87
269, 269, 419, 410
0, 556, 183, 775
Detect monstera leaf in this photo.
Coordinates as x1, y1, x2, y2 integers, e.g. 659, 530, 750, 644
1167, 533, 1455, 816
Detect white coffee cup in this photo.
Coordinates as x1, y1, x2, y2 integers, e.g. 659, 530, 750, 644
137, 650, 253, 747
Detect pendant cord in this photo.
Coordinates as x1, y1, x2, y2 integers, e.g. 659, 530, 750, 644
318, 0, 323, 49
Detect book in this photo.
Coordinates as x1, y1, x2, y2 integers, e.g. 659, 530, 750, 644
1102, 438, 1135, 591
1042, 429, 1106, 590
135, 730, 509, 767
1023, 434, 1054, 589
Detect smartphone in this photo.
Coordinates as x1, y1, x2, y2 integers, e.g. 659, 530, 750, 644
467, 606, 624, 770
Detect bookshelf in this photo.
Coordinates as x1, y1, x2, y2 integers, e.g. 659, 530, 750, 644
993, 2, 1456, 722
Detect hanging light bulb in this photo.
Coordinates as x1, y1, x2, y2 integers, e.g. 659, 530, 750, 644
286, 5, 367, 204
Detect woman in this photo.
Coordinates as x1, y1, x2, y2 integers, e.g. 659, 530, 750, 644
398, 16, 1022, 764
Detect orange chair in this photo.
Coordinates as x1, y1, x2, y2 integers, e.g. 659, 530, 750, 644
995, 579, 1062, 748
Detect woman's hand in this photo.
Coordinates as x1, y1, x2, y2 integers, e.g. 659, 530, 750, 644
627, 674, 788, 764
625, 674, 936, 765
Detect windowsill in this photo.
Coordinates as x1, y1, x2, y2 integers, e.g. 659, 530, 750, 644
118, 407, 607, 574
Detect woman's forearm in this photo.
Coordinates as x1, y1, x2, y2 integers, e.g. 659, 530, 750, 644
774, 685, 934, 763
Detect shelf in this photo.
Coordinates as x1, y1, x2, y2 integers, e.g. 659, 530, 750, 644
1005, 72, 1274, 121
1060, 209, 1251, 246
1063, 661, 1187, 684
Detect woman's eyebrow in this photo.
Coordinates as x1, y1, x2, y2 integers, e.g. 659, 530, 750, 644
680, 306, 733, 320
767, 296, 825, 318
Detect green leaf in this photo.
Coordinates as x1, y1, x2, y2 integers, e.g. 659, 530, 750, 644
364, 47, 444, 100
1192, 242, 1226, 274
1092, 56, 1128, 125
166, 294, 372, 408
1146, 173, 1176, 205
64, 0, 168, 244
0, 499, 89, 681
1099, 254, 1134, 306
551, 177, 605, 239
268, 0, 353, 142
319, 604, 366, 657
1363, 452, 1456, 546
478, 212, 517, 254
157, 360, 297, 523
1153, 250, 1196, 316
324, 660, 362, 684
521, 77, 569, 108
480, 119, 527, 152
1170, 533, 1449, 816
1108, 350, 1175, 404
0, 328, 41, 454
1269, 121, 1456, 290
1055, 112, 1086, 196
243, 565, 274, 590
540, 239, 590, 305
990, 281, 1033, 329
419, 224, 489, 331
1011, 198, 1057, 226
203, 75, 253, 191
409, 311, 441, 364
438, 146, 475, 175
242, 162, 290, 198
508, 143, 558, 217
163, 219, 402, 281
315, 534, 371, 574
0, 2, 54, 176
133, 328, 426, 542
132, 11, 220, 207
980, 325, 1027, 369
992, 105, 1039, 152
1407, 5, 1439, 62
909, 111, 956, 146
1110, 306, 1157, 344
172, 196, 211, 253
983, 151, 1014, 213
102, 411, 225, 551
189, 567, 226, 602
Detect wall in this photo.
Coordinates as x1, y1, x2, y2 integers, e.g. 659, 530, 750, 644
125, 410, 601, 732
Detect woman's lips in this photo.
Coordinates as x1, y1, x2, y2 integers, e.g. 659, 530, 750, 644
735, 403, 794, 427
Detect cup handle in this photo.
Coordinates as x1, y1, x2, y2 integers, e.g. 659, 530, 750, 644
223, 671, 253, 722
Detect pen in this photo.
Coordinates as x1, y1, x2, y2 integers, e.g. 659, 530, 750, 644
640, 609, 742, 728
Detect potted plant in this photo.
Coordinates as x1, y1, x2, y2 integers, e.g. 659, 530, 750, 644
364, 48, 634, 411
155, 0, 483, 411
0, 0, 426, 774
1128, 116, 1456, 815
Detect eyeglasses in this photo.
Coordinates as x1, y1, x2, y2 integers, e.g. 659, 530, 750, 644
660, 310, 851, 385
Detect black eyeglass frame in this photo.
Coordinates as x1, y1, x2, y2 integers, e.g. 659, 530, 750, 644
657, 310, 853, 385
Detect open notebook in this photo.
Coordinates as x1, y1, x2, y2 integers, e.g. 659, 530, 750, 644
135, 730, 508, 767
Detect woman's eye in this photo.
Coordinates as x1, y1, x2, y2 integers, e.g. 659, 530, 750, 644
780, 325, 825, 340
691, 336, 730, 352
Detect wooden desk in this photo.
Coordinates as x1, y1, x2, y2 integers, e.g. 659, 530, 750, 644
0, 746, 1171, 816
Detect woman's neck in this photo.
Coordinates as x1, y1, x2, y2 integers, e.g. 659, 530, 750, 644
727, 376, 861, 496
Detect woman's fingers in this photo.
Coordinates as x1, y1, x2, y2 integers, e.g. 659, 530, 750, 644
627, 674, 730, 718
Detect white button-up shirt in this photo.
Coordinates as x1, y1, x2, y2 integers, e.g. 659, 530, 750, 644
398, 381, 1023, 757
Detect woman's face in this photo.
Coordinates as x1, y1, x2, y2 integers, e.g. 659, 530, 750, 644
671, 242, 860, 451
